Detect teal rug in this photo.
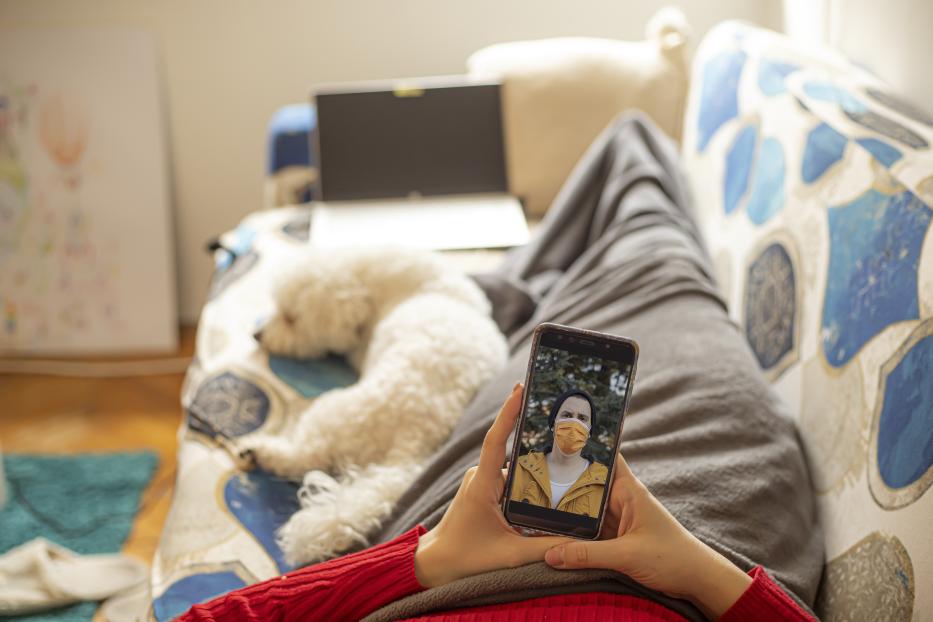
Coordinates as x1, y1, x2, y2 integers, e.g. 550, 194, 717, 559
0, 451, 159, 622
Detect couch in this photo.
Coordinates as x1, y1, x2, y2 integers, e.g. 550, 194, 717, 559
150, 22, 932, 621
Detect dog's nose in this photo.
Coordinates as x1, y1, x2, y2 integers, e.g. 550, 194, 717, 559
253, 327, 265, 342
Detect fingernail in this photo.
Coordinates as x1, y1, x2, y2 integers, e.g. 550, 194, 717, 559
513, 382, 522, 392
545, 547, 564, 566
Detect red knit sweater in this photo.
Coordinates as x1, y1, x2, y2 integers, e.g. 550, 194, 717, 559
177, 526, 815, 622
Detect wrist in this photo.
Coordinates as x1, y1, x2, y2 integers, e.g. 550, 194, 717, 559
685, 547, 753, 620
413, 528, 448, 589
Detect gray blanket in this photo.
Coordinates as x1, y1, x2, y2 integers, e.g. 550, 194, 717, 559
366, 113, 824, 621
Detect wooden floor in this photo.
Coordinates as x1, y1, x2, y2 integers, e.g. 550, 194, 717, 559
0, 326, 196, 565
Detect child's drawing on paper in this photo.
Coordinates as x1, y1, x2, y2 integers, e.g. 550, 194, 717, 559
0, 30, 175, 353
0, 84, 123, 349
40, 91, 90, 189
0, 83, 32, 250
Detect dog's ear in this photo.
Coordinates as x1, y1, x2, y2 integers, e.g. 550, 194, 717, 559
355, 290, 374, 335
345, 287, 373, 328
333, 278, 373, 348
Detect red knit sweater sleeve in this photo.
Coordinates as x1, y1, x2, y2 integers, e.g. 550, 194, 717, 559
718, 566, 817, 622
174, 525, 427, 622
172, 528, 816, 622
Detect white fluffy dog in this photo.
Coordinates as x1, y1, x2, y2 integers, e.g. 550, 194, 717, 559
244, 247, 507, 566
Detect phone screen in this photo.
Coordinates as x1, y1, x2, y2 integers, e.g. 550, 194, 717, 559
504, 325, 637, 538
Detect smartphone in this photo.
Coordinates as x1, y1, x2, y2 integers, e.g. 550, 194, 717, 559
502, 322, 638, 539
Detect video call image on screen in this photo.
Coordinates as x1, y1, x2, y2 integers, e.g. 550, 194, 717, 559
509, 345, 632, 518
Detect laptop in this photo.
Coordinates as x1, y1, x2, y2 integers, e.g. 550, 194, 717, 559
308, 76, 530, 250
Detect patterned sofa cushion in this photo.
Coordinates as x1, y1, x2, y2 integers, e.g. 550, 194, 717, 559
149, 207, 359, 621
681, 22, 931, 621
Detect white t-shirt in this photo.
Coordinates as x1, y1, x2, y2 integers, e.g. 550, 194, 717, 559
549, 460, 590, 508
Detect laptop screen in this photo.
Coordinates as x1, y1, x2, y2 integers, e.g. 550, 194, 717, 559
313, 80, 508, 201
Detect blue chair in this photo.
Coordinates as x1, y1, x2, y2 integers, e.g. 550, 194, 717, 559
266, 104, 316, 204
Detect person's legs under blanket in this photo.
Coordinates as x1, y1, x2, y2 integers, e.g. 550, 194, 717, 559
473, 110, 716, 341
373, 113, 823, 613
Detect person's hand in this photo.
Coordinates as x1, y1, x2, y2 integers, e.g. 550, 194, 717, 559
544, 452, 752, 619
414, 383, 571, 588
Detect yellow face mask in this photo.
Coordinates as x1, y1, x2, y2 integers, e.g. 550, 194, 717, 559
554, 420, 589, 455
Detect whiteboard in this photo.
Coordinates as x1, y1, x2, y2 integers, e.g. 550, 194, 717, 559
0, 29, 177, 354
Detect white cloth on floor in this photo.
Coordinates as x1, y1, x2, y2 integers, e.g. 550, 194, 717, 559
0, 538, 147, 616
100, 579, 152, 622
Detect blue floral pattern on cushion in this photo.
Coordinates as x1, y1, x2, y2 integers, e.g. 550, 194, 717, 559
268, 354, 358, 398
215, 226, 257, 271
877, 335, 933, 489
757, 58, 799, 96
187, 371, 271, 437
844, 110, 929, 149
801, 80, 867, 114
856, 137, 903, 168
745, 243, 796, 371
802, 123, 848, 183
209, 226, 260, 299
224, 470, 301, 573
281, 213, 311, 241
815, 532, 914, 620
153, 569, 249, 621
822, 189, 932, 367
724, 124, 758, 214
682, 23, 933, 620
697, 50, 747, 152
746, 138, 786, 225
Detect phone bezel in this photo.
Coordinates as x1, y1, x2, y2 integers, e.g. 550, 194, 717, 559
501, 322, 639, 539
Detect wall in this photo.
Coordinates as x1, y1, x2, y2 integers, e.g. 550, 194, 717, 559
784, 0, 933, 116
825, 0, 933, 115
0, 0, 781, 323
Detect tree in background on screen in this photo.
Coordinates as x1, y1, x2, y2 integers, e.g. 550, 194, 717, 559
521, 346, 630, 465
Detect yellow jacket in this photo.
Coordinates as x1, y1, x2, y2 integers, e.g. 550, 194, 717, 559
509, 451, 608, 517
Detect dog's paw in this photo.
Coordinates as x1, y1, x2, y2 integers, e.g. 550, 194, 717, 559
277, 503, 369, 566
239, 434, 333, 480
237, 435, 310, 480
296, 469, 340, 501
206, 434, 259, 472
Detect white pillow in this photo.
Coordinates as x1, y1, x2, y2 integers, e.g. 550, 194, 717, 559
467, 9, 690, 217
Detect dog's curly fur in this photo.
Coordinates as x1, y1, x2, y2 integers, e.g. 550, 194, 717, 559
246, 247, 507, 565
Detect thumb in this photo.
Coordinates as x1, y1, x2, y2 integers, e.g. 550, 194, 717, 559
507, 534, 572, 567
545, 539, 623, 571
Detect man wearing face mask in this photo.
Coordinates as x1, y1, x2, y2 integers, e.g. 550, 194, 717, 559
510, 389, 608, 517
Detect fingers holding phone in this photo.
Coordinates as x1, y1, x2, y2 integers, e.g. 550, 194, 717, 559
502, 323, 639, 540
476, 382, 524, 488
418, 325, 753, 620
417, 323, 642, 590
413, 383, 570, 589
543, 448, 754, 620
